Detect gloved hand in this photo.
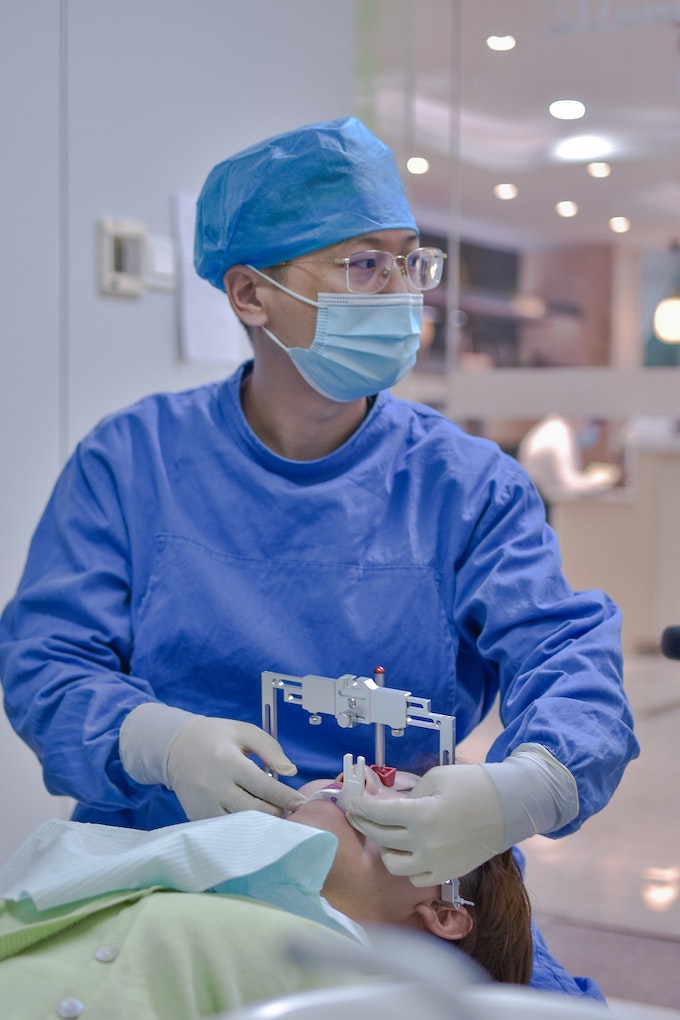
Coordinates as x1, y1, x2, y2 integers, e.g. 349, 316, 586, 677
119, 702, 306, 820
346, 744, 579, 885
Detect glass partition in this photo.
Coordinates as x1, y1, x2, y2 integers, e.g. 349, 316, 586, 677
353, 0, 680, 436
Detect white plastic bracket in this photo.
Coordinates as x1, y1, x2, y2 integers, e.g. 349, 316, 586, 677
98, 217, 146, 297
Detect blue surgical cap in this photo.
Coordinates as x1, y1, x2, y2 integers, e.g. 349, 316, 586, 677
194, 116, 418, 292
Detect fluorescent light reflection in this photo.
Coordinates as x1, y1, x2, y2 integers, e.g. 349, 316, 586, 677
609, 217, 630, 234
556, 201, 578, 218
587, 162, 611, 178
494, 183, 518, 200
406, 156, 430, 175
641, 867, 679, 911
486, 35, 516, 51
555, 136, 612, 161
549, 99, 585, 120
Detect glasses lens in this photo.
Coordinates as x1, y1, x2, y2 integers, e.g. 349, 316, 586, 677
346, 251, 394, 293
406, 248, 445, 290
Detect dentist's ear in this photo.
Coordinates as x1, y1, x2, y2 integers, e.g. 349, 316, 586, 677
414, 899, 473, 941
223, 266, 270, 328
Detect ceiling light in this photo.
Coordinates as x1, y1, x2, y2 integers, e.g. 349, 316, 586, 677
406, 156, 430, 175
609, 217, 630, 233
554, 135, 612, 161
494, 183, 518, 200
549, 99, 585, 120
486, 35, 516, 51
555, 201, 578, 218
587, 162, 611, 178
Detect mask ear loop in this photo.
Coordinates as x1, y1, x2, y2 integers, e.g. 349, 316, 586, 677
249, 265, 320, 355
247, 265, 320, 307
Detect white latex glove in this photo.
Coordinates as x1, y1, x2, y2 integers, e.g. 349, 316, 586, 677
120, 702, 306, 820
346, 743, 579, 885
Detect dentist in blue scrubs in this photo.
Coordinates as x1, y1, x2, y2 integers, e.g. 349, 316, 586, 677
0, 117, 638, 998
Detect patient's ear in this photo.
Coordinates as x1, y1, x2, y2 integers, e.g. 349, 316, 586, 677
414, 900, 473, 941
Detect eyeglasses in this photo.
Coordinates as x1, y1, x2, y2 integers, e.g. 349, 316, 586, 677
275, 247, 447, 294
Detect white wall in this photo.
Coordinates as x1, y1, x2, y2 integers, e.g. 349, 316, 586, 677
0, 0, 355, 862
0, 0, 64, 855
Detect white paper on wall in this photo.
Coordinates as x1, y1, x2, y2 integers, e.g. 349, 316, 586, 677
174, 190, 253, 365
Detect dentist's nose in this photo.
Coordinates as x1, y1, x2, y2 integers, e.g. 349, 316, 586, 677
383, 256, 412, 294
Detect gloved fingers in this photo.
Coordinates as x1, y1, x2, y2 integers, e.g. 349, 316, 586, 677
234, 723, 299, 778
181, 776, 304, 819
347, 794, 434, 841
378, 846, 417, 876
173, 787, 227, 821
227, 756, 307, 814
174, 781, 291, 820
218, 785, 289, 817
379, 849, 437, 886
346, 811, 419, 850
379, 845, 458, 885
346, 793, 410, 827
407, 764, 450, 798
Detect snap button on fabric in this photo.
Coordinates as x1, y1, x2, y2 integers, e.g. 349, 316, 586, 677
57, 998, 84, 1018
94, 945, 119, 962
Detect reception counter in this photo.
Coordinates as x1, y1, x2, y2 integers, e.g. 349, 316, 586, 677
551, 440, 680, 654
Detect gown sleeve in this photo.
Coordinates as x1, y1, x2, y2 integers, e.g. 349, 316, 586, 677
0, 435, 159, 810
451, 455, 638, 833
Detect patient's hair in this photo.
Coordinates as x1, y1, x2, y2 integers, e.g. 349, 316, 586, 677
454, 848, 532, 985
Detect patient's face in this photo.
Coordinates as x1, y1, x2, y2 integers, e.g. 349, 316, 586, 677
285, 768, 439, 925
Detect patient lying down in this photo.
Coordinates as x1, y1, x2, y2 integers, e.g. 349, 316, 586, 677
290, 768, 532, 984
0, 768, 531, 1019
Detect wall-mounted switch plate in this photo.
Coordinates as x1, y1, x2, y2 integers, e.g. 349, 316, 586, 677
98, 217, 146, 297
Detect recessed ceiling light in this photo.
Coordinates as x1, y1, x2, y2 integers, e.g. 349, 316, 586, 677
549, 99, 586, 120
406, 156, 430, 175
587, 162, 611, 178
554, 135, 612, 161
486, 35, 516, 51
494, 183, 518, 200
556, 201, 578, 218
609, 217, 631, 233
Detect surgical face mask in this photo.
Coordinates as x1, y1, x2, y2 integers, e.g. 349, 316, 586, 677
250, 268, 423, 402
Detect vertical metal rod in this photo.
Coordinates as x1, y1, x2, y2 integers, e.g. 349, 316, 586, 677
373, 665, 386, 767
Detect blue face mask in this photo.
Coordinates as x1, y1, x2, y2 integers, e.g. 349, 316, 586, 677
250, 269, 423, 402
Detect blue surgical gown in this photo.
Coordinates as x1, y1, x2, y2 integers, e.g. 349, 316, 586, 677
1, 363, 637, 827
0, 362, 638, 999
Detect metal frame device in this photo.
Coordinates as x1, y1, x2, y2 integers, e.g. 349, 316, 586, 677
261, 668, 455, 768
261, 669, 469, 910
